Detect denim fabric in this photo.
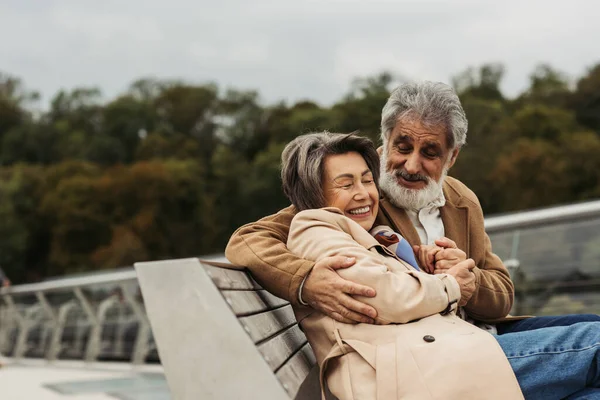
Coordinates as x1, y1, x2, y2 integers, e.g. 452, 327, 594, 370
497, 314, 600, 335
495, 322, 600, 400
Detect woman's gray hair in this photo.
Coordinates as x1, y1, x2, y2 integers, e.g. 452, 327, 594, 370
381, 81, 468, 150
281, 132, 380, 211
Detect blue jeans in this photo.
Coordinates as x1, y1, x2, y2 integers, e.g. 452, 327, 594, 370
495, 322, 600, 400
497, 314, 600, 334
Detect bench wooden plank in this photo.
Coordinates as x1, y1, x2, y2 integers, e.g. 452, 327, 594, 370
203, 264, 261, 290
239, 305, 297, 343
276, 344, 317, 398
258, 324, 307, 371
222, 289, 289, 316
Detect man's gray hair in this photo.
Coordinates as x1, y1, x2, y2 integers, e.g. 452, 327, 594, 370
281, 132, 380, 211
381, 81, 468, 150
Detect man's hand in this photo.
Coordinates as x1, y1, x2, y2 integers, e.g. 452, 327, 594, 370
302, 256, 378, 324
437, 259, 476, 306
1, 279, 10, 288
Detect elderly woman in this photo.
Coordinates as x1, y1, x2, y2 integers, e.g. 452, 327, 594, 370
280, 131, 523, 399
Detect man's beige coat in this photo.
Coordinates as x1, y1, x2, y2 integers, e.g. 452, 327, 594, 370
287, 208, 523, 400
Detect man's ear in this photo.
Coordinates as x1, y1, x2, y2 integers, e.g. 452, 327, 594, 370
377, 146, 383, 156
447, 148, 460, 169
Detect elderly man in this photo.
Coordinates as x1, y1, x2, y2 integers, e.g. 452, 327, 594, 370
227, 81, 598, 333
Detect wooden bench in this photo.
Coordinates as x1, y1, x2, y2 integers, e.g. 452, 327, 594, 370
135, 258, 328, 400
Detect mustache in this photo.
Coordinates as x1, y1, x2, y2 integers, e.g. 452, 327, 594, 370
394, 169, 429, 183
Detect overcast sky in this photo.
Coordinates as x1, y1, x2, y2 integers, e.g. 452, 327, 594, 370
1, 0, 599, 107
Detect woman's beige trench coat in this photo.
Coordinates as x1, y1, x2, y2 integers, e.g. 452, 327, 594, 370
287, 208, 523, 400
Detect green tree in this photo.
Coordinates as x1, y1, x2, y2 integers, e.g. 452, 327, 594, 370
40, 173, 111, 276
450, 97, 513, 213
453, 63, 505, 101
489, 138, 568, 211
522, 64, 571, 108
0, 122, 59, 165
571, 63, 600, 133
102, 94, 156, 162
0, 72, 38, 140
333, 72, 395, 142
512, 105, 579, 142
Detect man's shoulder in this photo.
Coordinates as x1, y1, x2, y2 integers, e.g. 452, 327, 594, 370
257, 204, 298, 225
444, 176, 480, 208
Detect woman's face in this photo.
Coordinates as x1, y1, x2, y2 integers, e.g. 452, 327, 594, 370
323, 151, 379, 231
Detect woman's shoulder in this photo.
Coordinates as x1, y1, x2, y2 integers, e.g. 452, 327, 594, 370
290, 208, 378, 245
291, 207, 347, 229
293, 207, 343, 220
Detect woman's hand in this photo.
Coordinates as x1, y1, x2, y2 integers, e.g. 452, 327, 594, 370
440, 258, 476, 306
413, 237, 467, 274
412, 244, 443, 273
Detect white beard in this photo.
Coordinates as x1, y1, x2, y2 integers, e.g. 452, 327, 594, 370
379, 151, 447, 211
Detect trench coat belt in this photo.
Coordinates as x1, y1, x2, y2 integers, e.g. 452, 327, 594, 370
319, 329, 398, 400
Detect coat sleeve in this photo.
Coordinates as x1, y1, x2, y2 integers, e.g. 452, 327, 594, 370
464, 196, 515, 321
225, 205, 315, 306
288, 210, 461, 324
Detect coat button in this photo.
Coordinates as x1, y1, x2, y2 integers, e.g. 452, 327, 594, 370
423, 335, 435, 343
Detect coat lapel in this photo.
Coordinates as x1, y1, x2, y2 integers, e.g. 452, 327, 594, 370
440, 184, 470, 253
378, 199, 422, 246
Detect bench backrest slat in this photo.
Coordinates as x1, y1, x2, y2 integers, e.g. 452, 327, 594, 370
257, 324, 308, 371
221, 289, 289, 316
276, 344, 317, 398
205, 265, 261, 290
238, 305, 297, 343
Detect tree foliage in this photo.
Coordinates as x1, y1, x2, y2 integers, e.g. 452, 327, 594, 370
1, 61, 600, 282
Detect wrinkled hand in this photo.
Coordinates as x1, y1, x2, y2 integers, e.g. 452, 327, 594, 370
437, 259, 476, 306
412, 244, 443, 273
302, 256, 378, 324
431, 238, 467, 274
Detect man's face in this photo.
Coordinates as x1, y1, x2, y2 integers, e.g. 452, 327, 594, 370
385, 118, 457, 187
379, 118, 459, 210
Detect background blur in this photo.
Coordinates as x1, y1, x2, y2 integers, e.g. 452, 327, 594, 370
1, 0, 600, 286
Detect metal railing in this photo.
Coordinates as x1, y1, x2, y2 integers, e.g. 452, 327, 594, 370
485, 200, 600, 316
1, 201, 600, 363
0, 255, 229, 363
0, 268, 156, 364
